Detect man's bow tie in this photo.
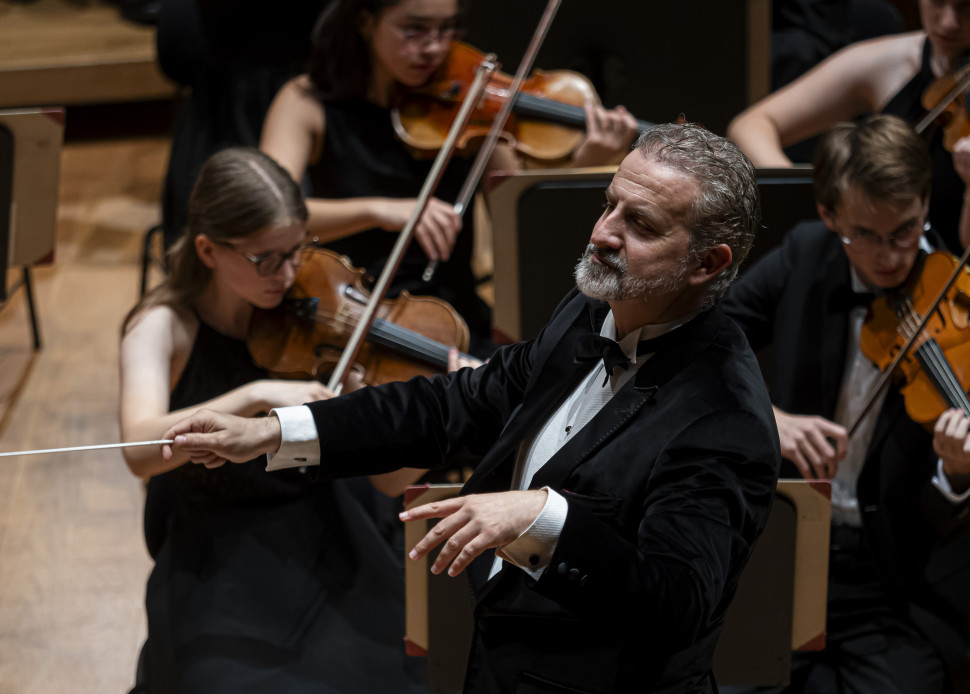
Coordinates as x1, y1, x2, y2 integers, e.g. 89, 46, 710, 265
575, 331, 677, 385
829, 285, 876, 313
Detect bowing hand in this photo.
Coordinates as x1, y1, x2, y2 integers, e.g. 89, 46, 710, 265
376, 197, 461, 263
162, 409, 282, 469
571, 102, 639, 168
400, 490, 547, 577
772, 406, 847, 480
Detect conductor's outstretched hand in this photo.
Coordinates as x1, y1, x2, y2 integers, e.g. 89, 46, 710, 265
162, 409, 283, 469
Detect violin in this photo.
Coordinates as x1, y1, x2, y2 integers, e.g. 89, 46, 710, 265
918, 63, 970, 149
392, 41, 653, 161
858, 250, 970, 430
247, 248, 473, 387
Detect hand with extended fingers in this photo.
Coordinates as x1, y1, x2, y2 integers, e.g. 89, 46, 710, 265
400, 490, 548, 577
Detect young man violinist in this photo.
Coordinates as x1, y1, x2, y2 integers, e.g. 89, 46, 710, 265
723, 114, 970, 694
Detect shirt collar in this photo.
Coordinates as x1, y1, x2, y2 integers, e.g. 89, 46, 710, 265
599, 310, 698, 365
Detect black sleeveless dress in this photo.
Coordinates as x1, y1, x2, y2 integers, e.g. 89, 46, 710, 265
142, 320, 426, 693
307, 98, 495, 357
882, 38, 966, 254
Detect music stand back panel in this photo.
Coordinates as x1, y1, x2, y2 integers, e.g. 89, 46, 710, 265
489, 167, 816, 343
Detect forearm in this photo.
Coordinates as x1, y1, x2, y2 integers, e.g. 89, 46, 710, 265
304, 197, 395, 243
726, 110, 793, 168
122, 381, 271, 478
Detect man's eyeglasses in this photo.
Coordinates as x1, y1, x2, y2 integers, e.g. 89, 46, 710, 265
387, 20, 462, 47
214, 238, 315, 277
840, 221, 927, 252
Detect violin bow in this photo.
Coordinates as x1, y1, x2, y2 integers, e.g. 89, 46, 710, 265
915, 64, 970, 135
847, 242, 970, 437
325, 54, 499, 393
421, 0, 564, 283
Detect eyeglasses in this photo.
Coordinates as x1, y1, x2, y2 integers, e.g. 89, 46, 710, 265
386, 19, 462, 47
214, 237, 314, 277
840, 221, 927, 252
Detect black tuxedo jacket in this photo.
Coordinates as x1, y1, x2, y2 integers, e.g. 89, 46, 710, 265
309, 289, 780, 693
723, 222, 970, 692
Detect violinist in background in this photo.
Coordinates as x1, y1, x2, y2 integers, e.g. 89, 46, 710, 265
723, 115, 970, 694
260, 0, 639, 357
120, 147, 427, 693
727, 0, 970, 255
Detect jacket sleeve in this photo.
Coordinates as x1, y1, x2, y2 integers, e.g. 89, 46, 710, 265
306, 289, 586, 478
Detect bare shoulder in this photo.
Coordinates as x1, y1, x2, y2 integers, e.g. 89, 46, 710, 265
837, 31, 924, 103
275, 75, 325, 129
123, 303, 197, 359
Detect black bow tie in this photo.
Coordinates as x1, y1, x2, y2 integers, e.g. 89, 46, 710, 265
575, 331, 677, 384
829, 285, 876, 314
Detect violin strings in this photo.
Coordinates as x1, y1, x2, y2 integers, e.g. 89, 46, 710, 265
898, 300, 970, 413
286, 306, 453, 367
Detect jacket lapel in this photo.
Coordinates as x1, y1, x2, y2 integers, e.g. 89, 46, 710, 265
531, 308, 721, 490
461, 297, 606, 496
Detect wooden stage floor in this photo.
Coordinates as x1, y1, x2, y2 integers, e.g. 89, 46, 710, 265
0, 1, 173, 690
0, 133, 168, 694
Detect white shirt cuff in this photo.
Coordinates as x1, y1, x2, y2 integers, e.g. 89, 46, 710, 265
500, 487, 568, 580
932, 457, 970, 504
266, 406, 320, 471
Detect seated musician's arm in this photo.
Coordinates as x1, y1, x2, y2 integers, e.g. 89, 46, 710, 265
727, 33, 919, 166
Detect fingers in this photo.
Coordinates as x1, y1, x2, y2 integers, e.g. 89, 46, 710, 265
447, 347, 483, 372
400, 497, 463, 523
401, 498, 482, 576
430, 519, 486, 576
775, 410, 846, 479
415, 199, 460, 262
936, 409, 970, 467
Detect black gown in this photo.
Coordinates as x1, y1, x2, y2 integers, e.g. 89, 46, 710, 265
141, 319, 426, 694
882, 37, 966, 255
307, 98, 495, 358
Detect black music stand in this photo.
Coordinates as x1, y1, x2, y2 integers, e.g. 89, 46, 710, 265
0, 108, 64, 351
0, 120, 39, 350
487, 166, 817, 342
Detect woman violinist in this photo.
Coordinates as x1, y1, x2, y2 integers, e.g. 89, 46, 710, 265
260, 0, 639, 357
120, 148, 426, 693
727, 0, 970, 254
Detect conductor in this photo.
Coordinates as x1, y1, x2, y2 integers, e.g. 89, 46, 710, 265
164, 123, 781, 694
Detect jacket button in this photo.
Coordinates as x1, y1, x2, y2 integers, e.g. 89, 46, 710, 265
568, 568, 580, 581
557, 562, 568, 576
529, 554, 540, 567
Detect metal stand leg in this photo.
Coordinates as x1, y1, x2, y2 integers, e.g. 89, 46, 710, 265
21, 267, 40, 350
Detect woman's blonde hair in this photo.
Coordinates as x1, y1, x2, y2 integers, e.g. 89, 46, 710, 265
122, 147, 307, 333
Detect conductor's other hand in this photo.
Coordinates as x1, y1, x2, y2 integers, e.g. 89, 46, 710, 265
162, 409, 283, 469
772, 406, 847, 480
376, 197, 461, 263
400, 490, 547, 577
